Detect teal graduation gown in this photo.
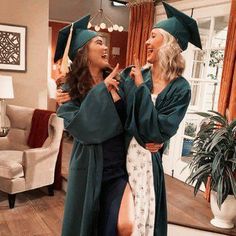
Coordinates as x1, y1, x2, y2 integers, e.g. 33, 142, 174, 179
57, 82, 124, 236
119, 66, 191, 236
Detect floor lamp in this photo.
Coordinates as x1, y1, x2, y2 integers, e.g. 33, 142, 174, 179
0, 75, 14, 137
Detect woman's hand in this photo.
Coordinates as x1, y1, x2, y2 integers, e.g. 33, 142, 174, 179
145, 143, 164, 153
129, 56, 144, 87
56, 89, 71, 105
104, 63, 120, 91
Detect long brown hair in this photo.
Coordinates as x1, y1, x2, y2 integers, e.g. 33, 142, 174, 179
66, 45, 113, 102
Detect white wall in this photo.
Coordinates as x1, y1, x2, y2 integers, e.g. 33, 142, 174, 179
0, 0, 49, 109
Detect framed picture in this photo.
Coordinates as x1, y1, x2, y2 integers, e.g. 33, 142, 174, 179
0, 23, 27, 72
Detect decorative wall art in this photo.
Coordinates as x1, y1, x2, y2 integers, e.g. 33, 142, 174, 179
0, 24, 27, 72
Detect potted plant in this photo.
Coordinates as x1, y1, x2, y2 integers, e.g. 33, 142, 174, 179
182, 122, 196, 156
185, 111, 236, 229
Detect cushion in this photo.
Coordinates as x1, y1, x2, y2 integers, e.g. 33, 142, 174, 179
7, 129, 30, 150
7, 105, 33, 130
27, 109, 54, 148
5, 105, 34, 150
0, 151, 24, 179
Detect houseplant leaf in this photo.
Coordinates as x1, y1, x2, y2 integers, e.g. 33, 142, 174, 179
184, 110, 236, 210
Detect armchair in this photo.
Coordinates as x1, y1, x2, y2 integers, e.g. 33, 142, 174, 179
0, 105, 64, 208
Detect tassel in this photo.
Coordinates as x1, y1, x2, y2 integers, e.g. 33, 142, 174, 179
60, 23, 74, 75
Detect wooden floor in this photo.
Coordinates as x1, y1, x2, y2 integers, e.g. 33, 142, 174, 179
1, 177, 236, 235
0, 190, 64, 236
1, 138, 235, 236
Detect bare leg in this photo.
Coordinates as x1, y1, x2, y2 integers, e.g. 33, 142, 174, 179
117, 183, 135, 236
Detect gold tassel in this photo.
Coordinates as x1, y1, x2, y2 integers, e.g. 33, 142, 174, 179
60, 23, 74, 75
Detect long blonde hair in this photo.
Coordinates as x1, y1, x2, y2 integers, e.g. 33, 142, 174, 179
147, 28, 185, 81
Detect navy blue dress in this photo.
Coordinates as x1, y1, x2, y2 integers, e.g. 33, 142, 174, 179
98, 99, 128, 236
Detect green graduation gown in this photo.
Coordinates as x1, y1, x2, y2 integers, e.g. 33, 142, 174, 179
57, 82, 124, 236
119, 66, 191, 236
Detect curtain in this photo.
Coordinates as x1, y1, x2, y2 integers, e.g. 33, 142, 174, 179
126, 0, 154, 66
218, 0, 236, 120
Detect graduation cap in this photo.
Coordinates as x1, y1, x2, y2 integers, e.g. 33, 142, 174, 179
153, 2, 202, 51
54, 15, 97, 73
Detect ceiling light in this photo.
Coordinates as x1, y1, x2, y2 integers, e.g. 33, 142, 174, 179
89, 0, 124, 32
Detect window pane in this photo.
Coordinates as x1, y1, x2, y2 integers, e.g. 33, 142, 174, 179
212, 16, 229, 48
208, 49, 224, 80
189, 80, 201, 106
191, 50, 206, 79
198, 17, 211, 49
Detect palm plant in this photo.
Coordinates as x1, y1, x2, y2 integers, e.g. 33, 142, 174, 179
186, 110, 236, 209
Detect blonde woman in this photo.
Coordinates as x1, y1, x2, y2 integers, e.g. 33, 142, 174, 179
119, 2, 202, 235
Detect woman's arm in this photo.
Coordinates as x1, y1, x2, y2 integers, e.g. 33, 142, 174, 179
57, 82, 123, 144
126, 82, 191, 145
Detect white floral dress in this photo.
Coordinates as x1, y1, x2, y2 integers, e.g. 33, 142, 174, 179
127, 94, 157, 236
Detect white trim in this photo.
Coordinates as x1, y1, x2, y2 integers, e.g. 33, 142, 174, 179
48, 27, 52, 80
49, 19, 72, 24
168, 224, 226, 236
155, 0, 230, 15
155, 0, 231, 22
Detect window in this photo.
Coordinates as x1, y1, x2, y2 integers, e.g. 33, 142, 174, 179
157, 0, 231, 183
188, 15, 229, 111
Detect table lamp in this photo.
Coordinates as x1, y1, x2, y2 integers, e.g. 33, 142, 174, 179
0, 75, 14, 137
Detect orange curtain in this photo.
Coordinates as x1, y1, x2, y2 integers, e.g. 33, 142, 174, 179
218, 0, 236, 120
126, 1, 154, 66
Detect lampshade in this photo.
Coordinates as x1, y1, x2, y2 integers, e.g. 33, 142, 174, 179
0, 75, 14, 99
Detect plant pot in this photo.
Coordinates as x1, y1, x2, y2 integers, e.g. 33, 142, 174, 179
210, 191, 236, 229
181, 138, 193, 156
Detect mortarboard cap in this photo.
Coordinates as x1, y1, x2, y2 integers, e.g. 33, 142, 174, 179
54, 15, 97, 63
153, 2, 202, 51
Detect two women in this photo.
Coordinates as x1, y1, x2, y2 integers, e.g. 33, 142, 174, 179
56, 2, 202, 235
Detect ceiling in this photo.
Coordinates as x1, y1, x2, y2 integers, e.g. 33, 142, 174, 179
49, 0, 130, 30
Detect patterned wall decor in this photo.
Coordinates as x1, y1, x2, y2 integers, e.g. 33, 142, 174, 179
0, 24, 27, 72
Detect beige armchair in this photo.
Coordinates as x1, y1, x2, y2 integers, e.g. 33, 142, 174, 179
0, 105, 64, 208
